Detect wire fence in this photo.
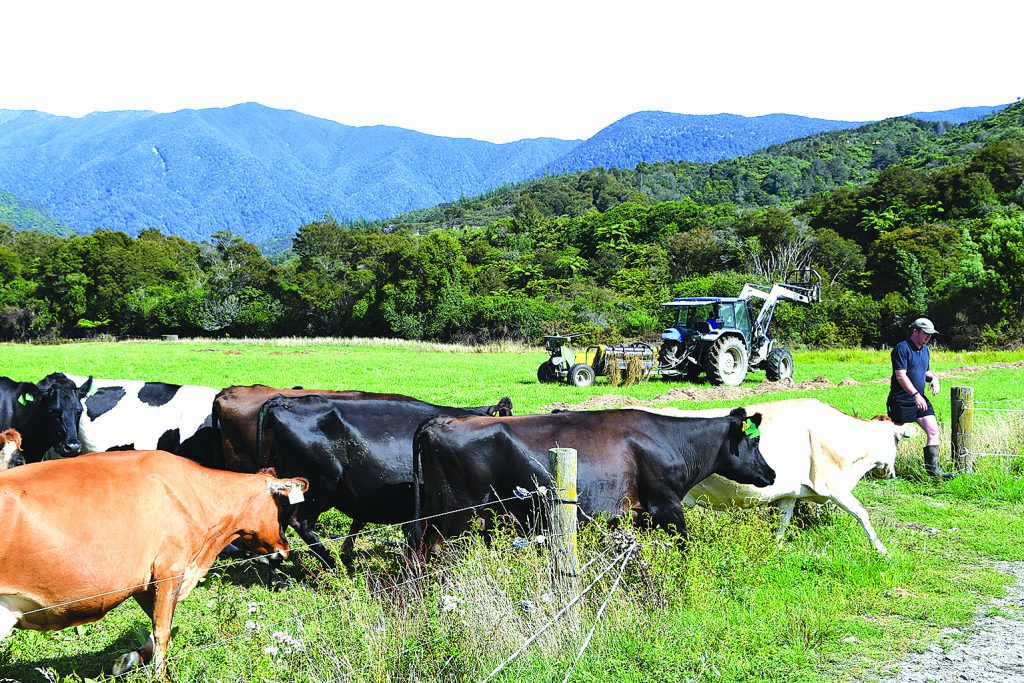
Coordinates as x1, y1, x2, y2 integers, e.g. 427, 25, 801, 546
7, 478, 641, 682
951, 387, 1024, 464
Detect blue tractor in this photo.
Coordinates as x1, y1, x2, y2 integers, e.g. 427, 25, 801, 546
657, 272, 821, 386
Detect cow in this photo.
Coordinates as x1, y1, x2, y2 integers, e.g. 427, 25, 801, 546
1, 429, 24, 469
407, 407, 773, 556
250, 391, 514, 580
0, 450, 308, 678
0, 373, 91, 462
59, 375, 219, 467
212, 383, 513, 473
644, 399, 920, 554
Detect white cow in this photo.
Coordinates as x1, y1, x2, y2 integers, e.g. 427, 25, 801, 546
643, 399, 920, 554
59, 375, 219, 466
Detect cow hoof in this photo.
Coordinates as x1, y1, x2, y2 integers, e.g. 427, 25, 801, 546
269, 574, 293, 591
113, 650, 142, 676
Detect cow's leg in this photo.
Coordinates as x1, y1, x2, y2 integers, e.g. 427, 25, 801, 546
646, 501, 689, 547
291, 517, 334, 570
829, 492, 888, 554
775, 498, 797, 541
340, 519, 366, 558
114, 585, 176, 679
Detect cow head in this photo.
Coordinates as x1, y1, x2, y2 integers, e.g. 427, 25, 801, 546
716, 408, 775, 487
487, 397, 514, 417
0, 428, 24, 469
236, 476, 310, 559
868, 416, 921, 478
26, 373, 91, 459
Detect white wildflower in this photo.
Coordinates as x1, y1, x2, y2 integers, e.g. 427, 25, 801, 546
440, 595, 461, 613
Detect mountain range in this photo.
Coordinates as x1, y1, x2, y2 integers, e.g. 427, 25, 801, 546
0, 101, 1009, 243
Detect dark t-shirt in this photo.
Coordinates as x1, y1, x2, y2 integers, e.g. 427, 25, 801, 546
889, 338, 930, 400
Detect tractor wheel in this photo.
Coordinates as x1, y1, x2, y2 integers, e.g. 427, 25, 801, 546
568, 363, 595, 388
765, 348, 794, 382
709, 337, 748, 387
537, 362, 557, 383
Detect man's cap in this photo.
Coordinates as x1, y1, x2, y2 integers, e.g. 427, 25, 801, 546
910, 317, 938, 334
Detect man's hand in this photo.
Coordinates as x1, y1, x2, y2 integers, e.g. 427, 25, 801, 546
914, 392, 927, 410
929, 376, 940, 395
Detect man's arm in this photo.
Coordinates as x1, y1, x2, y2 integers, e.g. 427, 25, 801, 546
895, 368, 928, 411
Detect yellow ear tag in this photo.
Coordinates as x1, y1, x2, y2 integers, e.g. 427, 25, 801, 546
287, 484, 304, 505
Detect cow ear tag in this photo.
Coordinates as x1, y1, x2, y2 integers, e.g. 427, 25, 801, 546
742, 420, 761, 439
17, 393, 33, 406
287, 483, 305, 505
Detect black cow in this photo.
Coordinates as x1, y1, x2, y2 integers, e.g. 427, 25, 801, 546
0, 373, 91, 461
407, 407, 773, 555
254, 392, 514, 579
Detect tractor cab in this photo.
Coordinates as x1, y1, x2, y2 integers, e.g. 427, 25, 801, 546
662, 297, 752, 344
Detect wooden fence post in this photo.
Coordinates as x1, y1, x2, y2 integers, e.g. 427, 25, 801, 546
951, 386, 974, 472
548, 447, 579, 587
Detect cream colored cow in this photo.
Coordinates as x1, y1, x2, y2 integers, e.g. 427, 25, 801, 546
643, 399, 919, 554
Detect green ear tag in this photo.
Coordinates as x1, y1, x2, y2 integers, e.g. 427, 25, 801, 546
742, 420, 761, 439
17, 393, 33, 406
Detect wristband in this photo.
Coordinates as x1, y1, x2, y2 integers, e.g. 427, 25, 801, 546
910, 391, 919, 397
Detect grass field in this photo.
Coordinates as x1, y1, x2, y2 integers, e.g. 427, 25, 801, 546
2, 338, 1024, 682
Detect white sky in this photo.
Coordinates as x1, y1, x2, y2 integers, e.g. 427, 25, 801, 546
3, 0, 1021, 143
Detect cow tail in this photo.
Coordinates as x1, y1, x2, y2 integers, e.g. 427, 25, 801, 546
256, 396, 285, 471
210, 396, 225, 470
409, 418, 432, 556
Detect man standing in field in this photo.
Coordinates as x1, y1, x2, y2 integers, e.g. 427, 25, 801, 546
888, 317, 953, 479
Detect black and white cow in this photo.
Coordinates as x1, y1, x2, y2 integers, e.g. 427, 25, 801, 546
60, 375, 218, 467
0, 374, 90, 462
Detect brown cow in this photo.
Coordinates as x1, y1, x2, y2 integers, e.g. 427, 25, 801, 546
0, 428, 23, 469
0, 451, 308, 678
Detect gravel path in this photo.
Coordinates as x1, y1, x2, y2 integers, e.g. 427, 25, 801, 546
874, 561, 1024, 683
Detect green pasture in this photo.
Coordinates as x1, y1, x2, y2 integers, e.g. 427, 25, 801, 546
1, 339, 1024, 683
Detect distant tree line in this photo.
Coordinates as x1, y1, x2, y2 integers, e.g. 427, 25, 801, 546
2, 128, 1023, 350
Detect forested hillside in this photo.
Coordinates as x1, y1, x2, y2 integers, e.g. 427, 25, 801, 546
2, 103, 1022, 349
3, 103, 1002, 243
0, 104, 578, 241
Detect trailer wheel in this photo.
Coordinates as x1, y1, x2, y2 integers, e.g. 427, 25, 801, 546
765, 348, 794, 381
709, 337, 748, 387
568, 363, 595, 387
537, 362, 558, 383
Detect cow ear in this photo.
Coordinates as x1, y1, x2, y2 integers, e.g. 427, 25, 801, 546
77, 376, 93, 398
749, 413, 762, 427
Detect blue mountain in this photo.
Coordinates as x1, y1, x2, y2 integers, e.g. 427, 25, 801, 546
541, 111, 865, 174
0, 103, 578, 242
0, 101, 1009, 242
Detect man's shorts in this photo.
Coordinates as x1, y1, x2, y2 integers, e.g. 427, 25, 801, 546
887, 395, 935, 425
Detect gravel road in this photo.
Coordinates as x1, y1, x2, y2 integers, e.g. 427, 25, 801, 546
874, 561, 1024, 683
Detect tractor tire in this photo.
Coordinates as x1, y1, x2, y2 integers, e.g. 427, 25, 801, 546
709, 336, 748, 387
568, 363, 596, 388
537, 362, 558, 383
765, 348, 794, 382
